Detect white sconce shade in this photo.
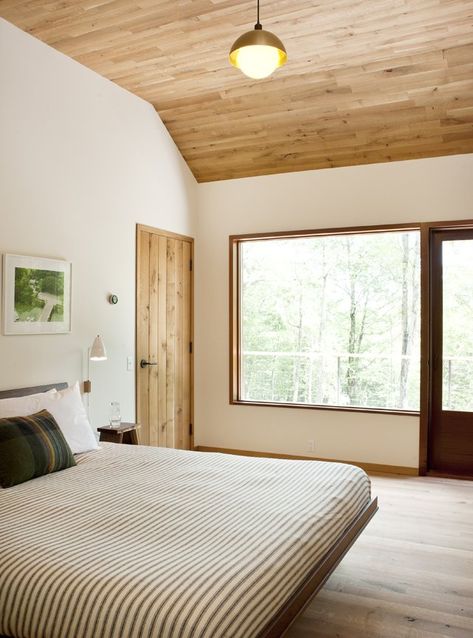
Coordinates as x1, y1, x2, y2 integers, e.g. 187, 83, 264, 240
90, 335, 107, 361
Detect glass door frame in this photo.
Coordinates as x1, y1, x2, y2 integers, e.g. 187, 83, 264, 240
420, 220, 473, 477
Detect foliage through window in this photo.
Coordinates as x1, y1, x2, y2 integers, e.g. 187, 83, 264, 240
442, 240, 473, 411
238, 230, 421, 411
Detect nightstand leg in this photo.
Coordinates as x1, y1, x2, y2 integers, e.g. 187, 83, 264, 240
123, 430, 139, 445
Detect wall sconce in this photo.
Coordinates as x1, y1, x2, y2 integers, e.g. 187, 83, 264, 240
84, 335, 107, 393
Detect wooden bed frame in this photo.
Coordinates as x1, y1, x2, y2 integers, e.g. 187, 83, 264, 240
0, 382, 68, 400
0, 383, 378, 638
259, 497, 378, 637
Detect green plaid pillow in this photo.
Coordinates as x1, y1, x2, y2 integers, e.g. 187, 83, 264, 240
0, 409, 76, 488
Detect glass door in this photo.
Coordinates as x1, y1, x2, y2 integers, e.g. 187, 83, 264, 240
430, 229, 473, 476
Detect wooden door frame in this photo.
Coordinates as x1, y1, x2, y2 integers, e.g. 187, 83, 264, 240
135, 223, 194, 449
419, 218, 473, 476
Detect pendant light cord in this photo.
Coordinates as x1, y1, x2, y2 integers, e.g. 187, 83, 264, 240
255, 0, 262, 29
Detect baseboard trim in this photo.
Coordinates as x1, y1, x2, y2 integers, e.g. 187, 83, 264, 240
194, 446, 419, 476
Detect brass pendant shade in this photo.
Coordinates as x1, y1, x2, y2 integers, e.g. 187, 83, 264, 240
229, 2, 287, 79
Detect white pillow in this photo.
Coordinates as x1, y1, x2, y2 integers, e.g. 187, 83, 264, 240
40, 382, 99, 454
0, 388, 57, 419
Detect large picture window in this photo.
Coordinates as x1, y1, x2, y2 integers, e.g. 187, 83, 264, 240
232, 227, 421, 413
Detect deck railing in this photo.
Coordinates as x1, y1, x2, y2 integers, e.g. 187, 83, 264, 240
241, 351, 473, 411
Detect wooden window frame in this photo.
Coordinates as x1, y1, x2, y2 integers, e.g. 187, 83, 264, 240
229, 219, 473, 470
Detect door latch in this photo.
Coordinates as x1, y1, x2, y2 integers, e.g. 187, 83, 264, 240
140, 359, 158, 369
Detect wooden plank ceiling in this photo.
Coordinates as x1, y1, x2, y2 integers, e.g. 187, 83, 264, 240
1, 0, 473, 182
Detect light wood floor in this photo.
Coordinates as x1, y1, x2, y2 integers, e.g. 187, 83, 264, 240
287, 474, 473, 638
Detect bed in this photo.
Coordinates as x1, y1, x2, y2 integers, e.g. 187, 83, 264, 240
0, 384, 378, 638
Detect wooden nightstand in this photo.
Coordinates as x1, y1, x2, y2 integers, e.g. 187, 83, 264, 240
97, 423, 140, 445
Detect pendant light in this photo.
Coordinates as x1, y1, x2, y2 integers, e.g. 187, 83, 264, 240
229, 0, 287, 79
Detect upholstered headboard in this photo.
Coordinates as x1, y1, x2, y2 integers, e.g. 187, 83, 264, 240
0, 383, 68, 400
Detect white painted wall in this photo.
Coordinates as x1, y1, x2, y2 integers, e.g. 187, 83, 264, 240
195, 154, 473, 468
0, 20, 197, 428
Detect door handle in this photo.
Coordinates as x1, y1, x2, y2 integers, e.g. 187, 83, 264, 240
140, 359, 158, 369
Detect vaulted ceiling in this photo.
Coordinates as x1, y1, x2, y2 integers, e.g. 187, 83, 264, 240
2, 1, 473, 182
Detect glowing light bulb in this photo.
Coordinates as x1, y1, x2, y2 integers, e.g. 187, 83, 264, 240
233, 44, 284, 79
229, 26, 287, 80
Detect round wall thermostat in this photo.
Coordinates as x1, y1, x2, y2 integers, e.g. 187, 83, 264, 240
109, 294, 119, 305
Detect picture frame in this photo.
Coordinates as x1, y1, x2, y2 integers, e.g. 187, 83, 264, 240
3, 254, 71, 335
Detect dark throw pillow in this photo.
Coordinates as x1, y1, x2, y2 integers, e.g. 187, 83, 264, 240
0, 409, 76, 488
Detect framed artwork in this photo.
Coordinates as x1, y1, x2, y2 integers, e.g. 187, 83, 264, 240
3, 254, 71, 335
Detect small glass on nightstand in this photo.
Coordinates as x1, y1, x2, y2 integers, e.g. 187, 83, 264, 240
109, 401, 121, 427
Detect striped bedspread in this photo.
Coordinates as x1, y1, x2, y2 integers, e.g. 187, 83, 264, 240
0, 444, 371, 638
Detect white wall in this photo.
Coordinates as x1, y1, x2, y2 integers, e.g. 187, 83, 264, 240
195, 154, 473, 469
0, 20, 197, 427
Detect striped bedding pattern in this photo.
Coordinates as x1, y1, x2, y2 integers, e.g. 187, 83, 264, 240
0, 444, 371, 638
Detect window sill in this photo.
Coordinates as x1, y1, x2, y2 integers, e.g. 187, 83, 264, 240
230, 399, 420, 417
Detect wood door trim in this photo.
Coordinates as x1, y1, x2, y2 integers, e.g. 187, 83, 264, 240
136, 228, 150, 444
419, 220, 473, 475
188, 236, 195, 449
137, 223, 194, 243
430, 231, 444, 421
136, 224, 194, 449
418, 223, 431, 474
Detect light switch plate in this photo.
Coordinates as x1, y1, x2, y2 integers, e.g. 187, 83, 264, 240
127, 356, 133, 371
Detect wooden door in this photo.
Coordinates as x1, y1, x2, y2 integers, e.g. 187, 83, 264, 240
429, 229, 473, 477
136, 225, 193, 449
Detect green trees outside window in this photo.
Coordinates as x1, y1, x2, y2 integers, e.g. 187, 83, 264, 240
240, 231, 421, 411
